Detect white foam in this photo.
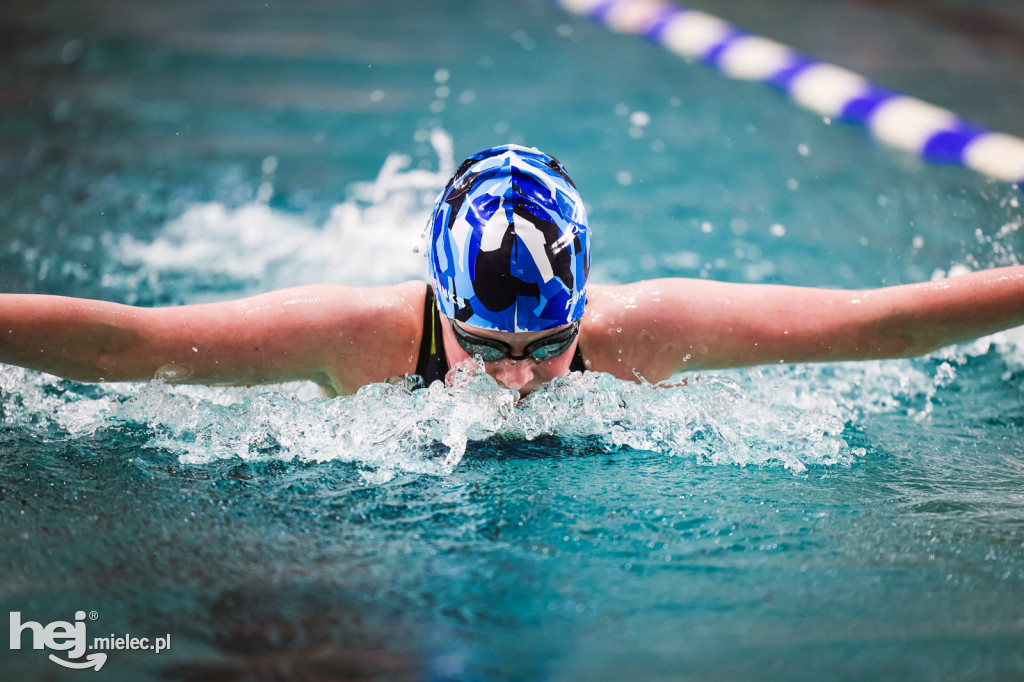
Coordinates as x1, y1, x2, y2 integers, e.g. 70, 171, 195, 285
7, 338, 1012, 481
111, 129, 454, 300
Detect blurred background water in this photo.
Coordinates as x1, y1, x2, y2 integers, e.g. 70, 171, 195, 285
2, 0, 1024, 680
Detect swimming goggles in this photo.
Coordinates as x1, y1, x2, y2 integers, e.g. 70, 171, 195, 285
449, 319, 580, 363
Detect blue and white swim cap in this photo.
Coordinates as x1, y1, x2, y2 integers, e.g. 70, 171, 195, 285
427, 144, 590, 332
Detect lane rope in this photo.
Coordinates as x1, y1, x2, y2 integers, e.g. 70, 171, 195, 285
552, 0, 1024, 186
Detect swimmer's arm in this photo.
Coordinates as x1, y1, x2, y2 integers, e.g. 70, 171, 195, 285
589, 266, 1024, 379
0, 282, 421, 394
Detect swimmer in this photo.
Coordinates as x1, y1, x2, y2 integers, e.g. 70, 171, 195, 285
1, 144, 1023, 397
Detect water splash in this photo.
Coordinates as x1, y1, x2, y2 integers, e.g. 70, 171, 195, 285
6, 330, 1019, 483
4, 308, 1024, 481
106, 129, 454, 301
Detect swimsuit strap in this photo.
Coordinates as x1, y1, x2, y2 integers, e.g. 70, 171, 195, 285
414, 285, 450, 386
569, 343, 586, 373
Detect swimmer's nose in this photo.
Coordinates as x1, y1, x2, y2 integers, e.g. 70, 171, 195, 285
491, 358, 535, 393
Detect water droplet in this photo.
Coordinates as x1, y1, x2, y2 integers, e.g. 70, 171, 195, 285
629, 110, 650, 127
61, 39, 83, 64
52, 99, 72, 122
256, 182, 273, 203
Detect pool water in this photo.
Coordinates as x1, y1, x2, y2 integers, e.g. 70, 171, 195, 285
2, 0, 1024, 680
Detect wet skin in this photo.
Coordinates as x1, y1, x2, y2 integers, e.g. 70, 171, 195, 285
3, 269, 1024, 397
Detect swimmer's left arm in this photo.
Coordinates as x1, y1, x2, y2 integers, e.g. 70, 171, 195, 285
584, 266, 1024, 380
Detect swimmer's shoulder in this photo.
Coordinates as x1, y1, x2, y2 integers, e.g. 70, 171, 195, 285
304, 280, 428, 396
578, 281, 704, 382
577, 284, 643, 379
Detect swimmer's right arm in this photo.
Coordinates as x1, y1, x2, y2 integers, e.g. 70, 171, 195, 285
0, 281, 424, 395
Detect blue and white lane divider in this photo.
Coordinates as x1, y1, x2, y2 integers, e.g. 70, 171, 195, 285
552, 0, 1024, 186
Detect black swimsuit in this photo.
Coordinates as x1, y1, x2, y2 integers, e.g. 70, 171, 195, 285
414, 286, 451, 386
413, 285, 586, 386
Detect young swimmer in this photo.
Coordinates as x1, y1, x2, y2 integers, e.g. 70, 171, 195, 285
1, 144, 1023, 397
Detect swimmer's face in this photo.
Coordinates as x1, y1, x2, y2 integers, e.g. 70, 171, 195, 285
440, 318, 580, 396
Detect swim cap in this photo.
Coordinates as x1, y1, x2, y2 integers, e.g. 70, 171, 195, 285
427, 144, 590, 332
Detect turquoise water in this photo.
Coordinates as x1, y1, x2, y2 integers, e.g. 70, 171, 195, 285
3, 0, 1024, 680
